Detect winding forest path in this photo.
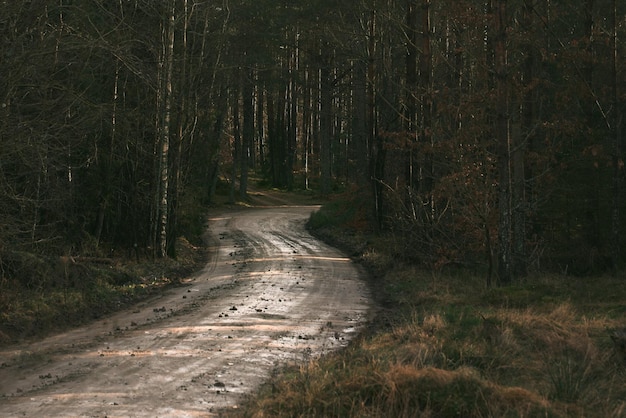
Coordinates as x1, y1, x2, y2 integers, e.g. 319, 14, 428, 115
0, 195, 372, 417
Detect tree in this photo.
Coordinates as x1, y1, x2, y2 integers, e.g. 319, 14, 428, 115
156, 1, 176, 258
2, 0, 626, 296
319, 44, 334, 195
493, 0, 513, 284
609, 0, 621, 272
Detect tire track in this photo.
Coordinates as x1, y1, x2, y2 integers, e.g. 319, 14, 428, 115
0, 206, 372, 417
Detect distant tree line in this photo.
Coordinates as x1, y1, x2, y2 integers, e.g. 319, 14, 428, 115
0, 0, 623, 291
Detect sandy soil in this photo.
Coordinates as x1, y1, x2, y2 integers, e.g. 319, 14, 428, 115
0, 201, 372, 417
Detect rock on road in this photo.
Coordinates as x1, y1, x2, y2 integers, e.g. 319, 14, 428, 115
0, 205, 372, 417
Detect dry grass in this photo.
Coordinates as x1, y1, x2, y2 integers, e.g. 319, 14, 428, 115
0, 237, 207, 345
234, 234, 626, 418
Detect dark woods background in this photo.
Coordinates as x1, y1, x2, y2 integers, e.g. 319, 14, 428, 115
0, 0, 624, 294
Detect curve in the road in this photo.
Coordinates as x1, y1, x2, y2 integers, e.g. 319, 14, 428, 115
0, 206, 372, 417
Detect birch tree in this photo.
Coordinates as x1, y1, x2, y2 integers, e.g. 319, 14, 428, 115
156, 2, 175, 258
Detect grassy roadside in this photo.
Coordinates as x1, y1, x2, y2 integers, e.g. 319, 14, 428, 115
0, 237, 207, 346
0, 178, 224, 346
233, 194, 626, 418
0, 180, 314, 346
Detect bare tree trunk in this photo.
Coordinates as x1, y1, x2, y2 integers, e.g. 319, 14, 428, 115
404, 1, 418, 192
302, 69, 312, 189
512, 0, 534, 278
158, 2, 175, 258
95, 59, 120, 248
257, 79, 266, 168
319, 46, 333, 195
267, 93, 278, 186
494, 0, 512, 284
207, 86, 227, 205
230, 86, 240, 204
419, 0, 433, 224
368, 9, 385, 230
583, 0, 601, 251
610, 0, 621, 272
240, 69, 254, 200
286, 41, 298, 191
151, 43, 163, 258
352, 57, 368, 188
168, 0, 189, 258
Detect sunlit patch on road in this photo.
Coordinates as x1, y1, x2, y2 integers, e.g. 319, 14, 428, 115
0, 206, 372, 417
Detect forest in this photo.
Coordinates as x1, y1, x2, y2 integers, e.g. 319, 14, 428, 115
0, 0, 624, 299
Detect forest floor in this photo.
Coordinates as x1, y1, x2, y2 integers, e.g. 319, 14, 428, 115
3, 186, 626, 418
0, 188, 373, 417
233, 194, 626, 418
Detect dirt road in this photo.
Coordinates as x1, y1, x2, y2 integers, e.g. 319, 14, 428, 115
0, 204, 372, 417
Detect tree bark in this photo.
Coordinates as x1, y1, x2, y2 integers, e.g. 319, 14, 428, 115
419, 0, 433, 218
158, 2, 175, 258
287, 53, 298, 191
368, 9, 385, 230
230, 85, 240, 204
512, 0, 534, 278
319, 46, 333, 195
168, 0, 190, 258
302, 69, 312, 189
352, 58, 368, 188
610, 0, 621, 272
256, 79, 266, 168
494, 0, 512, 284
95, 59, 120, 248
240, 69, 254, 200
404, 1, 418, 192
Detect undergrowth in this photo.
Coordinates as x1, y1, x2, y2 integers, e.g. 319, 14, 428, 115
0, 237, 206, 345
233, 195, 626, 418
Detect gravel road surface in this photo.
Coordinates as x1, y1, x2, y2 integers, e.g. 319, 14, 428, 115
0, 204, 372, 417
